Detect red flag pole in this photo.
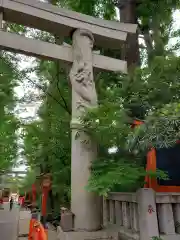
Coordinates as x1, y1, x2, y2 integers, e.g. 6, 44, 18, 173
41, 186, 49, 217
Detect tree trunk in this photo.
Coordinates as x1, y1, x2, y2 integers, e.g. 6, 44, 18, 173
117, 0, 140, 71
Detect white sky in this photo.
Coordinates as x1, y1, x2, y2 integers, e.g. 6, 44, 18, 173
13, 10, 180, 171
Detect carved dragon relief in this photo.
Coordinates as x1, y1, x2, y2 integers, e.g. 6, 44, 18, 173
70, 29, 97, 150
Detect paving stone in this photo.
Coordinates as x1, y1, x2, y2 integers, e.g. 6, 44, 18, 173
0, 203, 19, 240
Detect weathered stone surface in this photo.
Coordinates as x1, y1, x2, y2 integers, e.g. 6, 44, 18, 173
137, 189, 159, 240
8, 0, 137, 33
70, 29, 101, 231
48, 224, 58, 240
173, 203, 180, 233
0, 203, 19, 240
60, 210, 74, 232
57, 226, 119, 240
1, 0, 137, 48
157, 203, 175, 235
0, 31, 127, 73
122, 202, 130, 229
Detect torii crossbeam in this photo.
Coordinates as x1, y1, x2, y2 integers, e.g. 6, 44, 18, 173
0, 0, 137, 237
0, 0, 136, 47
0, 0, 137, 73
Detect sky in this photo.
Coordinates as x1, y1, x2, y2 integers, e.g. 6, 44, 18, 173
173, 10, 180, 26
13, 9, 180, 171
169, 10, 180, 50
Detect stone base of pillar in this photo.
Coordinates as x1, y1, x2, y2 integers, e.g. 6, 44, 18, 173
57, 226, 119, 240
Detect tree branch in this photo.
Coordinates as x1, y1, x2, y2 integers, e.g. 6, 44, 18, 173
55, 61, 71, 115
19, 77, 70, 113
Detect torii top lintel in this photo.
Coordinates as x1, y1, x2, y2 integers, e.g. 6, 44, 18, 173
0, 0, 137, 49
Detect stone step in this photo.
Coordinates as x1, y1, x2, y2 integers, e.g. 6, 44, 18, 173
57, 226, 119, 240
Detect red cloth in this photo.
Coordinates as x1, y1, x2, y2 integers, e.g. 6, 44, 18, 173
21, 196, 25, 205
31, 221, 47, 240
41, 188, 48, 216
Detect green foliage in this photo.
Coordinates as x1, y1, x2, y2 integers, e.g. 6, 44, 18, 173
0, 114, 19, 170
152, 237, 163, 240
18, 170, 37, 192
87, 157, 168, 196
0, 53, 19, 171
61, 0, 115, 19
23, 61, 71, 205
82, 56, 180, 150
23, 121, 44, 168
130, 102, 180, 150
5, 175, 22, 192
82, 55, 180, 194
0, 53, 18, 110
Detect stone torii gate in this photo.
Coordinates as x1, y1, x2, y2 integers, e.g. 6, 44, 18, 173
0, 0, 137, 239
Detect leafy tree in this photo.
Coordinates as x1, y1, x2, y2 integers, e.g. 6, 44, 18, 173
18, 170, 36, 193
0, 52, 19, 172
23, 61, 71, 207
83, 22, 180, 194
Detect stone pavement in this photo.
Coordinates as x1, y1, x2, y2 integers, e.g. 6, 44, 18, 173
0, 202, 19, 240
48, 225, 58, 240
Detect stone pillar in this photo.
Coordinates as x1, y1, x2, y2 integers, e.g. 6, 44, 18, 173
70, 29, 101, 231
158, 203, 175, 235
137, 188, 159, 240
